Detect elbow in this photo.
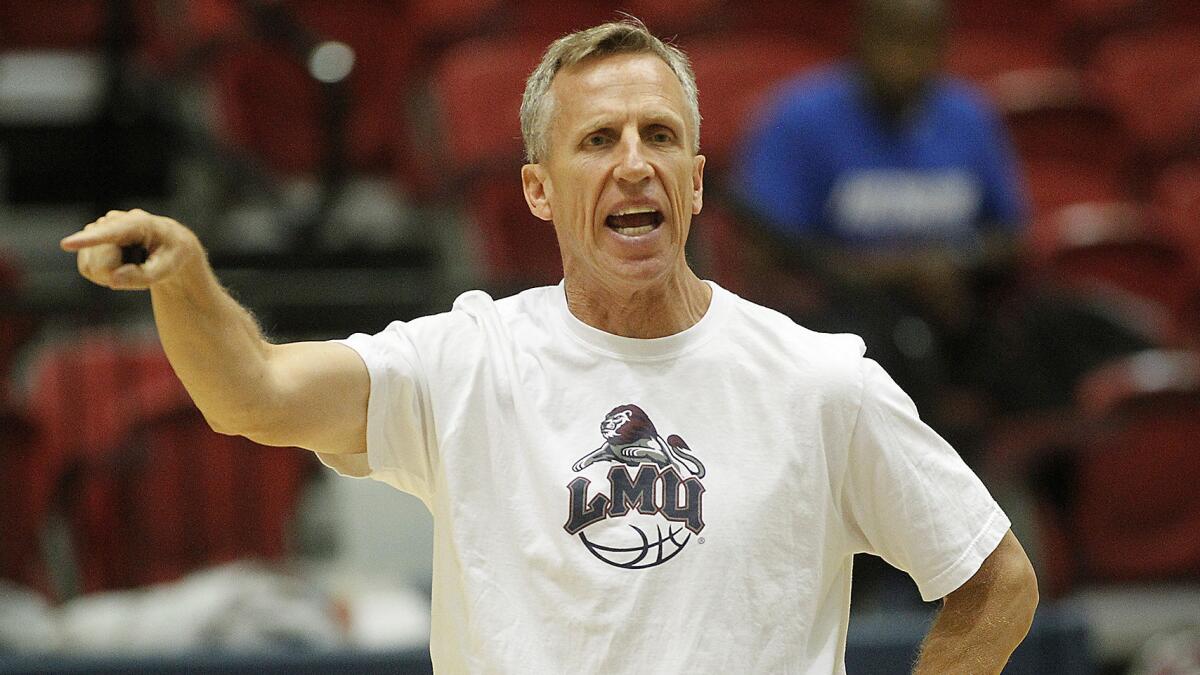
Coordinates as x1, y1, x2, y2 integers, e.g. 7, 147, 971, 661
999, 548, 1040, 648
201, 408, 248, 437
206, 404, 296, 448
1015, 556, 1040, 631
198, 402, 277, 442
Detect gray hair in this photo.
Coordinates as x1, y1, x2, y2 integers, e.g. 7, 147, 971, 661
519, 18, 702, 163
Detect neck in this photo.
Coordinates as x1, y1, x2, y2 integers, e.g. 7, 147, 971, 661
564, 269, 713, 339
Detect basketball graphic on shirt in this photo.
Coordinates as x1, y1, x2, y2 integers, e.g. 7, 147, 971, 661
577, 517, 694, 569
564, 404, 706, 569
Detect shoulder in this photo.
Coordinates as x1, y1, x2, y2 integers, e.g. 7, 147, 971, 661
365, 285, 555, 354
435, 285, 557, 328
721, 290, 868, 392
760, 63, 859, 125
927, 76, 1002, 125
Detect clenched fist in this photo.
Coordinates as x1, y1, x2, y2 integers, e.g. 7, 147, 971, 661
60, 209, 205, 291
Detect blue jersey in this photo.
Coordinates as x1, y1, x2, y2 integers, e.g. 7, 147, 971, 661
735, 64, 1027, 249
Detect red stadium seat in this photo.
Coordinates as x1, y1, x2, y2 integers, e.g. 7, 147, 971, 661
1056, 0, 1152, 63
27, 333, 316, 594
1153, 161, 1200, 266
430, 38, 558, 286
408, 0, 506, 40
945, 32, 1063, 86
0, 0, 108, 49
466, 179, 563, 288
1088, 29, 1200, 151
687, 37, 832, 171
0, 402, 47, 594
997, 69, 1132, 176
430, 38, 544, 175
1157, 0, 1200, 27
1027, 202, 1198, 328
1153, 162, 1200, 344
723, 1, 854, 51
0, 256, 37, 397
0, 0, 168, 68
625, 0, 728, 36
949, 0, 1065, 39
1023, 158, 1123, 215
509, 1, 621, 40
1037, 349, 1200, 596
206, 0, 415, 178
0, 0, 156, 50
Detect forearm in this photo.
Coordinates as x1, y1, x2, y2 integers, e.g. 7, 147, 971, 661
150, 253, 278, 435
913, 532, 1039, 674
914, 598, 1029, 673
63, 209, 368, 452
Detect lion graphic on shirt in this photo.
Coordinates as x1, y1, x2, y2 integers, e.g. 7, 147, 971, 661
571, 404, 706, 478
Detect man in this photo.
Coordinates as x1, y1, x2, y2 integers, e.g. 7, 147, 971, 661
62, 19, 1037, 674
734, 0, 1029, 454
736, 0, 1026, 266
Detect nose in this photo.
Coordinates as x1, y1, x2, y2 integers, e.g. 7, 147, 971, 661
613, 134, 653, 184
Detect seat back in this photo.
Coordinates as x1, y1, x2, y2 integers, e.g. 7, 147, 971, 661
28, 333, 316, 595
1088, 29, 1200, 150
206, 0, 413, 177
1038, 350, 1200, 595
1028, 202, 1197, 316
0, 404, 47, 594
688, 37, 831, 172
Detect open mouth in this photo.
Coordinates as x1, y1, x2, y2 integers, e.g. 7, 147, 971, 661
605, 206, 664, 236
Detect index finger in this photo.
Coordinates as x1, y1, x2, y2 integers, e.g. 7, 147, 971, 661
60, 214, 143, 252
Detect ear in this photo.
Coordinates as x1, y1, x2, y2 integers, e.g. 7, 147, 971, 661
521, 163, 553, 222
691, 154, 706, 215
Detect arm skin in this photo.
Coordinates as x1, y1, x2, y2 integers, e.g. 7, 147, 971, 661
61, 209, 369, 456
913, 530, 1039, 674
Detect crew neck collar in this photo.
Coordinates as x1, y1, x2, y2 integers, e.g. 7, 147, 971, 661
552, 280, 729, 361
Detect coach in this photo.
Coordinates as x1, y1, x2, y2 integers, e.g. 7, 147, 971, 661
62, 18, 1037, 674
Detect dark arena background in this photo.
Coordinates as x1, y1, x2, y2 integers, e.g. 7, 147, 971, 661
2, 1, 1199, 673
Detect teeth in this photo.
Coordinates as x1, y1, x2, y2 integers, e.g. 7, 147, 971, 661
614, 225, 655, 236
613, 206, 657, 217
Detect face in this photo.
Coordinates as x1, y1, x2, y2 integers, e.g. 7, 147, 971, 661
521, 53, 705, 292
858, 4, 945, 112
602, 410, 633, 439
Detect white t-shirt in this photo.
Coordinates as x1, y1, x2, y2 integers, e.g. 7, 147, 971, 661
318, 281, 1009, 674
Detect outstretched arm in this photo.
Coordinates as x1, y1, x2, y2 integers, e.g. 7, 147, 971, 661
61, 209, 368, 455
913, 530, 1039, 674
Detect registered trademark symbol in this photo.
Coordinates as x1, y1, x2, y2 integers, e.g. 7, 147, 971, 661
698, 537, 705, 544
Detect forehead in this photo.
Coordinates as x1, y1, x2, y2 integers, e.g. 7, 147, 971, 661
549, 52, 688, 128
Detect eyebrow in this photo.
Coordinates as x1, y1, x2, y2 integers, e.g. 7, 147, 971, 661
576, 111, 686, 135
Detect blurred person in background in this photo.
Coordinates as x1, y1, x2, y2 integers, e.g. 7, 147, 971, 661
59, 19, 1037, 673
735, 0, 1029, 453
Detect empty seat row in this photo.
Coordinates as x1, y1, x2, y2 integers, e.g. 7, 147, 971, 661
0, 332, 315, 598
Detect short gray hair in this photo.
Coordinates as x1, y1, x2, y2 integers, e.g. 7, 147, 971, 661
519, 18, 701, 163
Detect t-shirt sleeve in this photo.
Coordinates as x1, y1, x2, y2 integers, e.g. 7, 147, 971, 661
315, 322, 438, 503
841, 358, 1010, 601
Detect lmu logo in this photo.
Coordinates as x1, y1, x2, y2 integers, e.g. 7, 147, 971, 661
564, 404, 706, 569
564, 464, 705, 534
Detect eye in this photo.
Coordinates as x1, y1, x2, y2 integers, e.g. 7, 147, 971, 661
584, 133, 611, 148
647, 127, 676, 144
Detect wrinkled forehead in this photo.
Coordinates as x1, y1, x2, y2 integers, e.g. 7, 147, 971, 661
549, 53, 690, 132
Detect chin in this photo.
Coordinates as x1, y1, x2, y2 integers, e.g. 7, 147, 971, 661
602, 256, 680, 288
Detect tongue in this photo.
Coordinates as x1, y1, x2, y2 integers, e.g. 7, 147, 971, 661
607, 212, 658, 229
